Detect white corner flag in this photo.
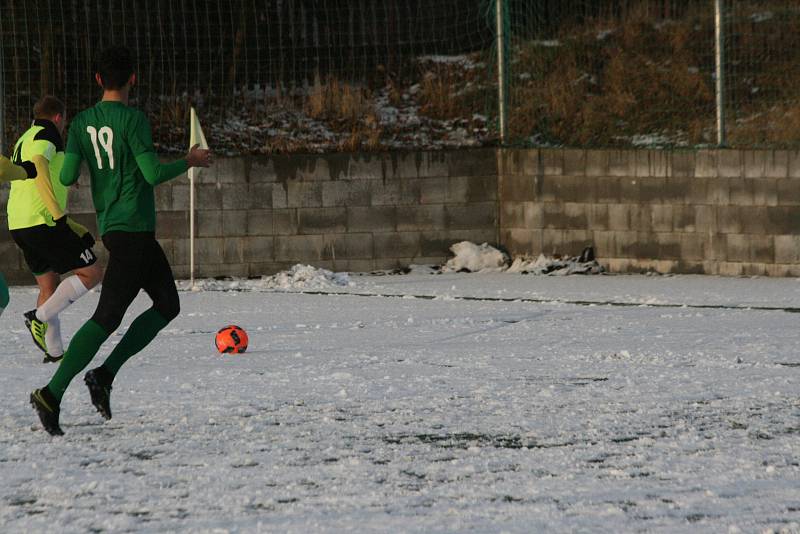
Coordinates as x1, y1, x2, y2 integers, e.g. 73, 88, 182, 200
188, 107, 208, 289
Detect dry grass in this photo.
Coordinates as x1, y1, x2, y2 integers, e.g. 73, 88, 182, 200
305, 77, 374, 129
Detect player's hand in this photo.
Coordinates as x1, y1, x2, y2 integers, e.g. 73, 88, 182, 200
186, 144, 212, 168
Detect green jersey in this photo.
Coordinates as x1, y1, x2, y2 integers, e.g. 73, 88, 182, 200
7, 120, 66, 230
61, 101, 187, 235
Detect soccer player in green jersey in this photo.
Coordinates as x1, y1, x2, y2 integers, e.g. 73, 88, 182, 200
30, 46, 211, 435
8, 96, 103, 363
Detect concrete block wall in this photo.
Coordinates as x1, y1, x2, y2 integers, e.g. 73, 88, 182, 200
499, 148, 800, 276
3, 146, 800, 283
0, 149, 499, 284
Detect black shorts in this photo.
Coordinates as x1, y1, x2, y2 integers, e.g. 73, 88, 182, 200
91, 231, 179, 333
10, 222, 97, 276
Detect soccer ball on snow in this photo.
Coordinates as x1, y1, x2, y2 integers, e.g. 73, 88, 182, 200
215, 325, 249, 354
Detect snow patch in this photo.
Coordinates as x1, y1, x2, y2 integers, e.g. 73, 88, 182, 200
444, 242, 510, 273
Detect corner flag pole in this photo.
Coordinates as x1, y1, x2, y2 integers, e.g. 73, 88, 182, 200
189, 107, 208, 289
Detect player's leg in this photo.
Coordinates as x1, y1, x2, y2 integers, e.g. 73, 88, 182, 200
40, 232, 144, 406
87, 237, 179, 419
11, 228, 57, 355
0, 273, 9, 317
33, 271, 61, 361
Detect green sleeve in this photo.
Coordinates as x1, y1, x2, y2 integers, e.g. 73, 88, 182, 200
61, 123, 83, 186
135, 152, 188, 186
60, 152, 82, 186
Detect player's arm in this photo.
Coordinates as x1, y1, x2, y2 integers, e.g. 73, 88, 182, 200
30, 154, 65, 221
131, 112, 210, 186
60, 124, 83, 186
0, 155, 36, 182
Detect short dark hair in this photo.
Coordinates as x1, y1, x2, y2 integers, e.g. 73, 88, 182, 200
95, 46, 135, 90
33, 95, 65, 119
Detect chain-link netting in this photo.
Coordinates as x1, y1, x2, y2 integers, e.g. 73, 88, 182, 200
1, 1, 799, 155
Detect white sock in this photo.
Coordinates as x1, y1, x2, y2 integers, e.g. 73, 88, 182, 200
36, 275, 89, 322
45, 315, 64, 357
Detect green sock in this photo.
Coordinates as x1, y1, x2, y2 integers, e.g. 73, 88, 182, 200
48, 320, 110, 401
103, 308, 170, 376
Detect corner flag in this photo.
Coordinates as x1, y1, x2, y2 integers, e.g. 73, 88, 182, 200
188, 107, 208, 288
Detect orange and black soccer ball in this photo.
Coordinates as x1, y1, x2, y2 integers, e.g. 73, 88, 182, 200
215, 325, 249, 354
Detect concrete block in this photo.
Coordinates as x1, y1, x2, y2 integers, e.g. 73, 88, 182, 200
222, 183, 249, 209
502, 228, 543, 256
608, 204, 630, 231
613, 230, 639, 259
420, 232, 457, 257
242, 236, 275, 263
502, 174, 538, 202
224, 237, 244, 263
176, 237, 224, 265
562, 149, 586, 176
776, 179, 800, 206
540, 149, 563, 176
330, 233, 374, 259
592, 230, 615, 258
707, 178, 730, 205
688, 177, 709, 205
246, 157, 277, 183
344, 259, 376, 273
619, 178, 640, 203
680, 234, 704, 261
562, 202, 590, 229
249, 183, 274, 209
322, 180, 371, 207
672, 205, 696, 232
272, 209, 298, 235
608, 150, 637, 177
517, 149, 539, 176
740, 206, 769, 235
718, 262, 745, 276
447, 148, 497, 177
155, 186, 172, 211
397, 205, 446, 232
595, 176, 620, 203
197, 210, 223, 237
704, 234, 727, 262
640, 177, 666, 203
297, 207, 347, 234
349, 153, 391, 180
636, 150, 670, 178
585, 150, 608, 177
774, 235, 800, 263
274, 235, 325, 261
743, 150, 766, 178
212, 157, 246, 184
635, 232, 660, 259
751, 178, 778, 206
196, 183, 223, 208
763, 150, 789, 178
542, 229, 565, 255
500, 202, 525, 229
347, 206, 396, 233
718, 150, 742, 178
563, 229, 594, 255
272, 183, 289, 209
767, 207, 800, 234
663, 176, 690, 204
246, 209, 274, 235
372, 179, 420, 206
788, 150, 800, 178
656, 233, 682, 260
695, 150, 718, 178
726, 234, 750, 262
445, 203, 496, 230
671, 151, 696, 177
373, 232, 422, 258
650, 205, 673, 232
716, 206, 743, 234
728, 178, 753, 206
287, 181, 323, 208
419, 177, 448, 204
750, 235, 774, 263
524, 202, 544, 229
156, 212, 189, 238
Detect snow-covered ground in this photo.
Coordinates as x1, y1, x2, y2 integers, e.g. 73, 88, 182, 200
1, 272, 799, 533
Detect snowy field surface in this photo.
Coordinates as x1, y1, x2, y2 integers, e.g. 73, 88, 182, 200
1, 272, 800, 533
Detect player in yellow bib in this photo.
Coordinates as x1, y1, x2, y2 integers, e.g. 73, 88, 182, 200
7, 96, 103, 362
0, 155, 38, 318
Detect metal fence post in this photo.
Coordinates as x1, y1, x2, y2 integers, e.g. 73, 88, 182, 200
496, 0, 508, 145
0, 33, 5, 155
714, 0, 727, 147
